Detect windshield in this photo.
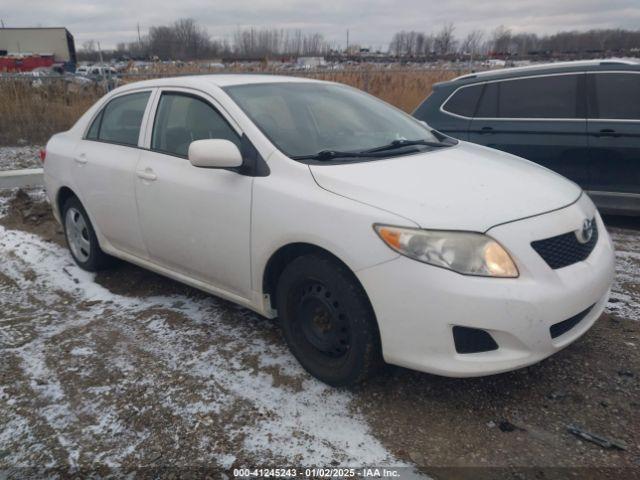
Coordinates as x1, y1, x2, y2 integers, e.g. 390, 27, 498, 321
224, 82, 445, 160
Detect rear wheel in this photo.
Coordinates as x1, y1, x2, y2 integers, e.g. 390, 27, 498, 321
276, 254, 383, 386
62, 196, 113, 271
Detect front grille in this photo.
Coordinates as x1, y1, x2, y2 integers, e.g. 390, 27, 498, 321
549, 304, 594, 339
531, 220, 598, 269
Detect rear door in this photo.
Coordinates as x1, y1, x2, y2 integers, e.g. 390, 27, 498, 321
468, 73, 590, 188
72, 90, 154, 258
587, 71, 640, 195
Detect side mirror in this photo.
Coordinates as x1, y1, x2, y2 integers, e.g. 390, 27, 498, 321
188, 139, 243, 169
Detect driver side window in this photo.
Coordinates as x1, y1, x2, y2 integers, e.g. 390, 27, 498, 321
151, 92, 241, 158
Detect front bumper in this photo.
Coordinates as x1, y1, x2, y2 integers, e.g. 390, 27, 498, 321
357, 194, 615, 377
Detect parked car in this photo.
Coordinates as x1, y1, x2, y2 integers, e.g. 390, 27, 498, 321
413, 59, 640, 215
43, 75, 615, 386
76, 64, 118, 79
75, 65, 90, 75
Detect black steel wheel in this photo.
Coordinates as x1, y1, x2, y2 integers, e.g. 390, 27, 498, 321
276, 253, 383, 386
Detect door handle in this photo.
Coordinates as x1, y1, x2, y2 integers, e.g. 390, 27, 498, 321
74, 154, 88, 165
596, 128, 620, 138
136, 169, 157, 181
479, 126, 494, 135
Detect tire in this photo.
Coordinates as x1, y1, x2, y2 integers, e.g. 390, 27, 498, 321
276, 254, 383, 386
62, 196, 113, 272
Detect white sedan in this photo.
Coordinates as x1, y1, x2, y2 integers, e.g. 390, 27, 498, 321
43, 75, 615, 386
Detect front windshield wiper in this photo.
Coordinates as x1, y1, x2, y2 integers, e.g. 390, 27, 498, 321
292, 138, 452, 162
362, 139, 449, 153
292, 150, 375, 161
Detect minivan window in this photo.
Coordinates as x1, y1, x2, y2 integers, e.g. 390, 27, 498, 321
475, 82, 498, 118
96, 91, 150, 146
442, 84, 483, 117
592, 73, 640, 120
498, 75, 579, 118
151, 92, 241, 158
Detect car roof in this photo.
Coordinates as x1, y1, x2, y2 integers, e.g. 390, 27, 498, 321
112, 74, 324, 94
442, 58, 640, 87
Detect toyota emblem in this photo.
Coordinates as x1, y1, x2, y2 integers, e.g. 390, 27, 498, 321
576, 218, 594, 244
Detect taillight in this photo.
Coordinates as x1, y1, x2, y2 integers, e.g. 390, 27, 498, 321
39, 149, 46, 164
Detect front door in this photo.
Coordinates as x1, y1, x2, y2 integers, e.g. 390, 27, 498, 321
468, 74, 590, 188
134, 90, 252, 298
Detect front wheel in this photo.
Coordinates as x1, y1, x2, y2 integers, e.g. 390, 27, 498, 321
276, 254, 383, 386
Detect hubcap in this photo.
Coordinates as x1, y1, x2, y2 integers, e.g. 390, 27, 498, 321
65, 207, 91, 262
296, 282, 351, 358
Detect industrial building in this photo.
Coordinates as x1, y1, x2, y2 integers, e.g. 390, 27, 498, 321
0, 27, 76, 71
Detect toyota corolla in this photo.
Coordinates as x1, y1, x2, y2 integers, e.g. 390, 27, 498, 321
42, 75, 615, 386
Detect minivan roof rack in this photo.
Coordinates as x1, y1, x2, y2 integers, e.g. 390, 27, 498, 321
453, 58, 640, 82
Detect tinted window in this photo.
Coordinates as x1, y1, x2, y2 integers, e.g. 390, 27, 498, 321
592, 73, 640, 120
442, 84, 483, 117
498, 75, 579, 118
98, 91, 150, 146
151, 93, 241, 158
475, 82, 498, 118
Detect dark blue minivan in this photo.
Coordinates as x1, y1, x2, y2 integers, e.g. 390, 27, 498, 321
413, 60, 640, 215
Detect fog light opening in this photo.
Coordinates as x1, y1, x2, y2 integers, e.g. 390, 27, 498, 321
453, 326, 499, 354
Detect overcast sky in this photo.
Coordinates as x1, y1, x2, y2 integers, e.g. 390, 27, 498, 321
2, 0, 639, 50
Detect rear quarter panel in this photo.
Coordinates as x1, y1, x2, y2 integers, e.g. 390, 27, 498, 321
43, 132, 81, 221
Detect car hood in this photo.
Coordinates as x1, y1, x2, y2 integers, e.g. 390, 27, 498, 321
309, 142, 582, 232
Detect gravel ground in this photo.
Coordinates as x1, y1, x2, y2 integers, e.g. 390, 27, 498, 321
0, 147, 43, 171
0, 187, 638, 478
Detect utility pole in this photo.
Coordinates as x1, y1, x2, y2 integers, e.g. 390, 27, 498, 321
97, 41, 104, 64
137, 22, 142, 50
0, 19, 5, 28
346, 29, 350, 54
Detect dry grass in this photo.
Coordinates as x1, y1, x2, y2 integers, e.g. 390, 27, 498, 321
296, 69, 458, 113
0, 68, 459, 146
0, 80, 100, 145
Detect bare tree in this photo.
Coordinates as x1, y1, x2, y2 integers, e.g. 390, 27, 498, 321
171, 18, 210, 59
232, 27, 329, 57
491, 25, 512, 54
460, 30, 484, 57
389, 30, 434, 56
77, 39, 100, 61
434, 23, 457, 55
148, 25, 177, 59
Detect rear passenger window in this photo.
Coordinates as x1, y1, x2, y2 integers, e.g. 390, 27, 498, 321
442, 84, 483, 117
475, 82, 498, 118
151, 93, 240, 158
592, 73, 640, 120
497, 75, 579, 118
86, 110, 102, 140
97, 91, 150, 146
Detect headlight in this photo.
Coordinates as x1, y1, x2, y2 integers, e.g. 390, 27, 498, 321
374, 224, 518, 278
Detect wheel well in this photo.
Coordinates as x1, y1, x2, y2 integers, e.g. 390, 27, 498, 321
56, 186, 77, 216
262, 243, 362, 311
